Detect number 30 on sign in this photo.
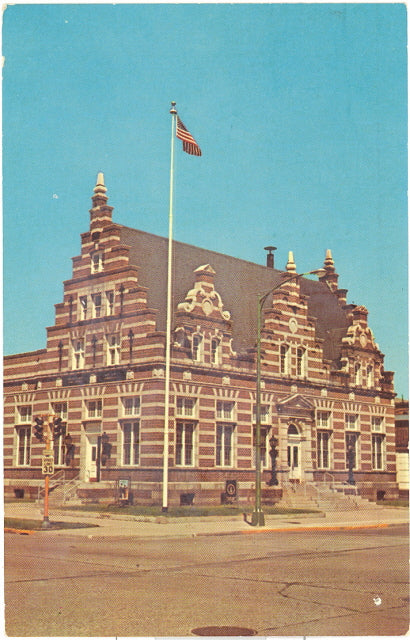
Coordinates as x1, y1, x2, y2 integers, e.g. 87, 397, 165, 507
42, 456, 55, 475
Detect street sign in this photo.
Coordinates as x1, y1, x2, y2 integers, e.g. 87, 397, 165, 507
42, 454, 55, 475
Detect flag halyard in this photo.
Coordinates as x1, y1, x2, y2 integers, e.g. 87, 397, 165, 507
176, 116, 202, 156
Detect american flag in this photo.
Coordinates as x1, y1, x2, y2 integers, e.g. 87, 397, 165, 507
176, 116, 202, 156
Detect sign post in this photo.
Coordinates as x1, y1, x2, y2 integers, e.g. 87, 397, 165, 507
41, 416, 55, 529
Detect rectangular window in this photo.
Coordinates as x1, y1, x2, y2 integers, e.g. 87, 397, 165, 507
176, 397, 196, 418
87, 399, 102, 418
91, 252, 103, 273
52, 402, 67, 420
106, 291, 115, 315
211, 338, 221, 365
345, 414, 358, 430
317, 431, 331, 469
122, 397, 140, 416
345, 432, 359, 470
107, 334, 120, 365
216, 424, 234, 466
216, 401, 234, 420
122, 421, 140, 465
192, 335, 203, 362
317, 411, 331, 428
17, 405, 32, 423
72, 339, 85, 369
16, 427, 31, 466
372, 434, 385, 470
371, 416, 384, 432
253, 404, 269, 424
79, 296, 88, 320
280, 344, 290, 374
176, 422, 195, 466
296, 347, 306, 377
92, 293, 102, 318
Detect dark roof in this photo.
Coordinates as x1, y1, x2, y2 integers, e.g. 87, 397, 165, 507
120, 225, 350, 361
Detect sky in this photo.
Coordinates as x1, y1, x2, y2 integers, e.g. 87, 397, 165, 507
2, 3, 408, 397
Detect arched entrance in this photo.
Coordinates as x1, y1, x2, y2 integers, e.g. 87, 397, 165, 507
287, 423, 302, 481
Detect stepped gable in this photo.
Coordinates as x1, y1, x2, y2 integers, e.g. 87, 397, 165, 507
119, 225, 350, 363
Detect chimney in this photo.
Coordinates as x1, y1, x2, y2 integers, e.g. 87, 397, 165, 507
264, 246, 277, 269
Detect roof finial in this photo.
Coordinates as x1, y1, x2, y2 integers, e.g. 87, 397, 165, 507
94, 172, 107, 194
324, 249, 335, 272
286, 251, 297, 273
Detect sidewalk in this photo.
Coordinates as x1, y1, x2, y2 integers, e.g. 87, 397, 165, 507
4, 501, 409, 538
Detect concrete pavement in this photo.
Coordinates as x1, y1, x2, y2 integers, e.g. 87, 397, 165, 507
4, 500, 408, 538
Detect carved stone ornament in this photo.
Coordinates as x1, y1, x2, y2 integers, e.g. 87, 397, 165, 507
177, 265, 231, 321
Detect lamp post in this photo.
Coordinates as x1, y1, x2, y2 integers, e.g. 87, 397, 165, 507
251, 268, 325, 527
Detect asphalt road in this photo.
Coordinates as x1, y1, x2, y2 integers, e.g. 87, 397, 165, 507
5, 524, 409, 637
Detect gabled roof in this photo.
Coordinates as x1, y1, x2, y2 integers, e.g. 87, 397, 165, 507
120, 225, 350, 361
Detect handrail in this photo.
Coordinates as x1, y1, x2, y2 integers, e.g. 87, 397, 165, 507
323, 471, 335, 489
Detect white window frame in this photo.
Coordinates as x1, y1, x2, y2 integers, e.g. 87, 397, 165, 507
175, 421, 196, 466
371, 416, 385, 433
192, 334, 203, 362
17, 405, 32, 423
366, 365, 374, 388
317, 430, 331, 469
107, 334, 120, 365
216, 400, 235, 421
354, 362, 361, 385
176, 397, 197, 418
296, 347, 307, 377
106, 291, 115, 316
211, 337, 221, 365
91, 251, 104, 274
92, 293, 102, 319
52, 402, 68, 420
72, 339, 85, 369
122, 421, 140, 466
372, 433, 385, 470
122, 396, 140, 417
345, 413, 359, 431
79, 296, 88, 320
16, 426, 31, 466
316, 410, 331, 429
216, 423, 235, 467
280, 344, 290, 375
252, 404, 270, 424
87, 399, 102, 419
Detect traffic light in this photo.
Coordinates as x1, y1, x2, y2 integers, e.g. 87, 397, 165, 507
53, 416, 64, 438
33, 417, 44, 442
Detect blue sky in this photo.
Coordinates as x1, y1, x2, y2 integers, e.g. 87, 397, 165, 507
3, 3, 408, 397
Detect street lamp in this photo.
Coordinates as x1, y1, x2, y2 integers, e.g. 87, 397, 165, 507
251, 268, 325, 527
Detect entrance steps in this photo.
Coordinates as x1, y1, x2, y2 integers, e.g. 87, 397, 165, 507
280, 482, 384, 512
37, 472, 82, 507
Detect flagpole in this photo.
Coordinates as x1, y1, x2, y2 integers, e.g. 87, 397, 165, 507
162, 101, 177, 512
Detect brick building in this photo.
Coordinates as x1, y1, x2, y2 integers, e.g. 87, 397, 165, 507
3, 174, 399, 504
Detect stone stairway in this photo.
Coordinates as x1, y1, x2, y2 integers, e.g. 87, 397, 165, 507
38, 472, 82, 507
280, 482, 383, 512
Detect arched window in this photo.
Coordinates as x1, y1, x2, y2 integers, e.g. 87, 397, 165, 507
287, 423, 299, 436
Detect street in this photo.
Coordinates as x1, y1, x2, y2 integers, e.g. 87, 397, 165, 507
5, 524, 409, 637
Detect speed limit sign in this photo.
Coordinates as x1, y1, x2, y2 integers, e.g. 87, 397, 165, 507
42, 455, 55, 475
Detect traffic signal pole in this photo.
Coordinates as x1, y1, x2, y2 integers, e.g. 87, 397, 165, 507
41, 416, 54, 529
